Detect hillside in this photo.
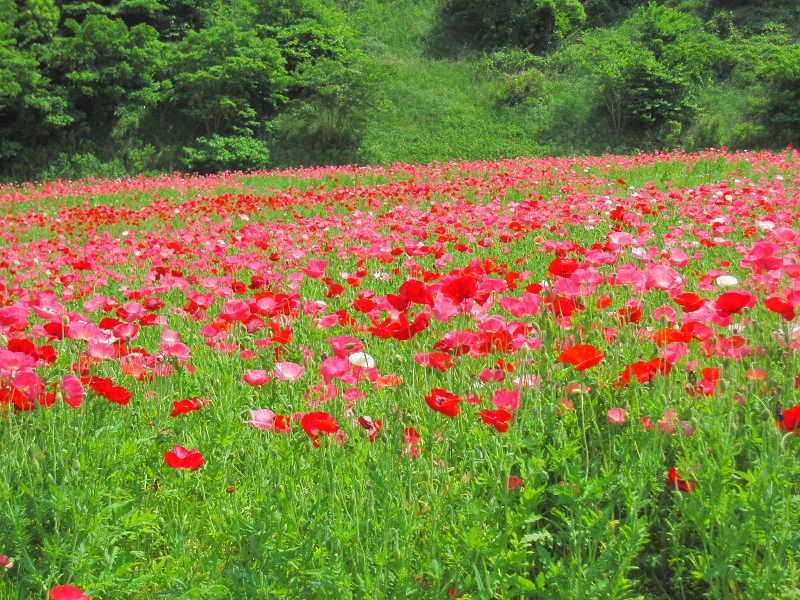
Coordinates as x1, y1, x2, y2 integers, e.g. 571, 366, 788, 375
1, 0, 800, 180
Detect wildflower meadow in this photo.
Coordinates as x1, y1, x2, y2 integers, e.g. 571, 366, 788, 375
1, 149, 800, 598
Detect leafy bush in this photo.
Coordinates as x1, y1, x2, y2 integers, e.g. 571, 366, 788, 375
439, 0, 586, 54
183, 134, 271, 173
493, 68, 546, 106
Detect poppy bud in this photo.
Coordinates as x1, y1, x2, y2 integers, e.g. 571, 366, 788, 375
71, 460, 81, 472
172, 518, 179, 529
760, 408, 772, 421
158, 517, 166, 528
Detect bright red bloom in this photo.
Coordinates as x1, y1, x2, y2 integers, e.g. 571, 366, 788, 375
424, 388, 461, 418
440, 276, 479, 304
301, 411, 339, 446
479, 408, 513, 432
106, 386, 131, 406
715, 291, 753, 317
673, 293, 706, 313
667, 467, 694, 492
170, 397, 203, 417
777, 404, 800, 432
50, 586, 90, 600
557, 344, 603, 371
548, 258, 580, 277
399, 279, 432, 305
764, 297, 796, 321
164, 446, 204, 471
544, 296, 582, 318
507, 475, 524, 490
617, 358, 671, 386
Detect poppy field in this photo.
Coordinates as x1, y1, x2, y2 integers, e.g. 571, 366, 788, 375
2, 149, 800, 599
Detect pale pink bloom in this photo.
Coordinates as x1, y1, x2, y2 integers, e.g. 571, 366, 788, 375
607, 408, 626, 424
244, 409, 276, 430
608, 231, 635, 249
303, 299, 327, 317
112, 323, 139, 340
432, 293, 460, 322
121, 301, 146, 322
343, 388, 365, 402
87, 342, 117, 360
161, 329, 181, 344
66, 321, 108, 342
661, 343, 689, 365
0, 349, 35, 372
161, 342, 190, 361
274, 362, 305, 382
61, 375, 84, 409
243, 370, 270, 386
492, 389, 520, 411
668, 248, 689, 268
499, 293, 541, 317
652, 305, 677, 325
646, 266, 683, 292
0, 555, 12, 570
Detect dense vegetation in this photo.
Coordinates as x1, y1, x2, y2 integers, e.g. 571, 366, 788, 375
2, 0, 800, 180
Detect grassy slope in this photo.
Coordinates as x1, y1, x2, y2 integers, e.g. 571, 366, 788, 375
346, 0, 552, 164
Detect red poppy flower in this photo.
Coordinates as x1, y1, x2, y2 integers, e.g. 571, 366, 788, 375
170, 397, 203, 417
545, 295, 582, 318
548, 258, 580, 277
424, 388, 461, 418
673, 293, 706, 313
399, 279, 432, 305
507, 475, 524, 490
164, 445, 204, 471
558, 344, 604, 371
479, 408, 513, 432
764, 297, 796, 321
777, 404, 800, 432
50, 585, 90, 600
106, 386, 131, 406
667, 467, 694, 492
301, 411, 339, 446
715, 291, 753, 318
441, 276, 478, 304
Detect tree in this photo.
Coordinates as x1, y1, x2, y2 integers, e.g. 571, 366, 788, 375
170, 21, 288, 138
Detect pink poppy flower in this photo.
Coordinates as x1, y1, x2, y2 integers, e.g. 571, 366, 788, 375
607, 408, 626, 424
61, 375, 84, 409
243, 370, 270, 386
244, 409, 277, 430
274, 362, 305, 382
491, 389, 520, 411
50, 585, 89, 600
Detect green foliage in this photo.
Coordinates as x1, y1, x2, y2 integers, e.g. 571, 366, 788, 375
271, 57, 393, 166
439, 0, 586, 54
169, 21, 288, 138
183, 134, 271, 172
